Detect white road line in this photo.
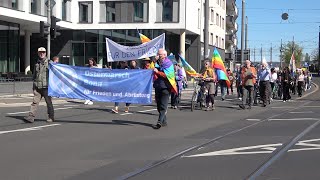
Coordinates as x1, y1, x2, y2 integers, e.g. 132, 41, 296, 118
120, 113, 133, 116
0, 124, 61, 135
289, 111, 314, 114
271, 106, 295, 109
138, 109, 157, 113
269, 118, 320, 121
304, 106, 320, 108
63, 104, 79, 107
246, 119, 261, 121
6, 107, 73, 115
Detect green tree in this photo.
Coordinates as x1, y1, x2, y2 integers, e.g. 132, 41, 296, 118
280, 42, 303, 67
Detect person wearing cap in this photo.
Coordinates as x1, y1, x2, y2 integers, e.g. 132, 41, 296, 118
24, 47, 54, 123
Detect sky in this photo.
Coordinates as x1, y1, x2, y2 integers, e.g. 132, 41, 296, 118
236, 0, 320, 62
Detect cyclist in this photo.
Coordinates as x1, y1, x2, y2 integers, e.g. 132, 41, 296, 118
202, 59, 217, 111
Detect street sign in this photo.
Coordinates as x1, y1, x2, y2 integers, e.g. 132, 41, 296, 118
45, 0, 56, 8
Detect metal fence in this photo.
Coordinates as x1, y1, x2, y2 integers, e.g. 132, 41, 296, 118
0, 81, 33, 95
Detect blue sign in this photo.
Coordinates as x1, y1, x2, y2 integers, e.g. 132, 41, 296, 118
48, 63, 153, 104
304, 62, 309, 67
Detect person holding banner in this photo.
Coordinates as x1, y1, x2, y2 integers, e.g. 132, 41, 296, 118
112, 61, 131, 113
24, 47, 54, 123
84, 58, 98, 105
152, 49, 176, 129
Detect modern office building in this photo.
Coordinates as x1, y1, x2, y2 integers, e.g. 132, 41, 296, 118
225, 0, 238, 70
0, 0, 232, 75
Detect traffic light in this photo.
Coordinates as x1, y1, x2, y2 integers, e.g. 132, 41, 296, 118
50, 16, 61, 39
40, 21, 50, 38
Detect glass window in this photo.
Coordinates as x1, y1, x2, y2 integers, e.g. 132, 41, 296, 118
222, 38, 224, 49
0, 20, 20, 73
156, 0, 179, 22
0, 0, 20, 10
100, 1, 148, 23
62, 0, 71, 21
222, 18, 224, 29
216, 35, 218, 47
198, 8, 200, 29
30, 0, 47, 16
72, 43, 85, 66
210, 33, 213, 45
79, 1, 93, 23
216, 13, 219, 26
211, 9, 214, 23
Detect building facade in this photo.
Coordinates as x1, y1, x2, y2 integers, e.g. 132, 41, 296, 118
225, 0, 238, 71
0, 0, 235, 75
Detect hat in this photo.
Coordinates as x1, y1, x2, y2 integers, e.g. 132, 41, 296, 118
143, 57, 150, 61
38, 47, 46, 52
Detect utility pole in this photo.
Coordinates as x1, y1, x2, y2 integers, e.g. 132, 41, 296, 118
245, 16, 248, 50
318, 26, 320, 70
261, 45, 263, 63
253, 47, 256, 63
241, 0, 245, 64
204, 0, 209, 58
270, 43, 272, 66
47, 0, 51, 59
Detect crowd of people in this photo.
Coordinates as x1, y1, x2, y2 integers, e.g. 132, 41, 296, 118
23, 47, 313, 130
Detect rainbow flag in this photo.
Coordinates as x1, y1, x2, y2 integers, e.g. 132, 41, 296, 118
139, 33, 151, 44
211, 48, 231, 87
162, 58, 178, 94
178, 54, 199, 77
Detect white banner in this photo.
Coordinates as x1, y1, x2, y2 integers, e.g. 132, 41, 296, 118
106, 33, 165, 62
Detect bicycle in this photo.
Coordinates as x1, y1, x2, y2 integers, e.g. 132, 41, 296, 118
191, 77, 207, 111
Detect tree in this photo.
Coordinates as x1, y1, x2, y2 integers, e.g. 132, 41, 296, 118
311, 48, 320, 71
280, 42, 303, 67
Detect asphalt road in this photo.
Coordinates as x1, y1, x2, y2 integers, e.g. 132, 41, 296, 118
0, 78, 319, 180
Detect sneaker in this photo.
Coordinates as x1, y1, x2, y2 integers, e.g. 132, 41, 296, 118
173, 106, 177, 109
152, 123, 162, 129
211, 105, 215, 110
205, 107, 210, 111
84, 100, 90, 105
283, 100, 286, 102
87, 101, 93, 105
239, 104, 245, 109
124, 106, 129, 113
24, 116, 34, 123
239, 97, 242, 100
112, 109, 119, 114
46, 118, 54, 123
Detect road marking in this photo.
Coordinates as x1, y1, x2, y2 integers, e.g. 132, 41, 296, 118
289, 111, 314, 114
138, 109, 157, 113
64, 104, 79, 107
304, 106, 320, 108
269, 118, 319, 121
183, 138, 320, 158
0, 124, 61, 135
183, 143, 283, 157
246, 119, 261, 121
271, 106, 295, 109
120, 113, 133, 116
6, 107, 73, 115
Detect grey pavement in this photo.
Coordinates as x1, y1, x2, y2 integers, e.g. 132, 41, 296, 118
0, 78, 319, 180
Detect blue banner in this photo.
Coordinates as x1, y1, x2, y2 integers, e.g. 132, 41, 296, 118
48, 63, 153, 104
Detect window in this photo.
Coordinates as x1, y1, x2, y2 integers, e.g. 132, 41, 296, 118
216, 0, 219, 5
79, 2, 93, 23
30, 0, 48, 16
211, 9, 214, 23
220, 16, 222, 27
100, 1, 148, 23
156, 0, 179, 22
216, 35, 218, 47
62, 0, 71, 21
222, 0, 225, 9
210, 33, 214, 45
198, 8, 200, 28
222, 17, 225, 29
216, 13, 219, 26
0, 0, 19, 10
222, 38, 224, 49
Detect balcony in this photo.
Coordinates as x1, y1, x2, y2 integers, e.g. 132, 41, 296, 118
226, 0, 236, 11
226, 34, 234, 44
226, 15, 236, 30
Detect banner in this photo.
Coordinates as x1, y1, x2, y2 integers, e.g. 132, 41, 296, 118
106, 33, 165, 62
48, 63, 153, 104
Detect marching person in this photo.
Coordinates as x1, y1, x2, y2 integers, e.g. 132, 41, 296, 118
257, 61, 271, 107
84, 58, 98, 105
152, 49, 175, 129
112, 61, 131, 113
170, 61, 183, 109
24, 47, 54, 123
52, 56, 59, 63
239, 60, 257, 110
282, 67, 291, 102
297, 70, 305, 97
202, 60, 217, 111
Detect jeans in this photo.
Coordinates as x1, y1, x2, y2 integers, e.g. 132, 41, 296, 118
155, 88, 170, 125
